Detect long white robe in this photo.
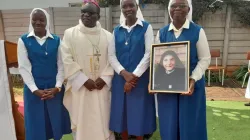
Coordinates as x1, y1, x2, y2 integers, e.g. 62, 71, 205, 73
0, 40, 17, 140
245, 77, 250, 99
60, 20, 114, 140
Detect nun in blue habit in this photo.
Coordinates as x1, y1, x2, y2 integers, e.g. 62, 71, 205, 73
155, 0, 211, 140
17, 8, 71, 140
108, 0, 156, 139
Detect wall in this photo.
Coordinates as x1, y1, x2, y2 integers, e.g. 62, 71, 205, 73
1, 4, 250, 75
1, 9, 44, 42
198, 8, 227, 66
0, 0, 81, 10
227, 13, 250, 73
112, 4, 167, 36
197, 6, 250, 75
0, 7, 108, 42
52, 7, 107, 39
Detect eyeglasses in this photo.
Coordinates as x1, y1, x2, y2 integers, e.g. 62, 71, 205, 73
81, 10, 98, 16
170, 4, 188, 9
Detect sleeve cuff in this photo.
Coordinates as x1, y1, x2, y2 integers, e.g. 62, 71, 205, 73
116, 66, 125, 75
55, 81, 63, 88
28, 84, 39, 93
133, 68, 143, 77
100, 75, 112, 89
69, 72, 88, 93
190, 75, 199, 82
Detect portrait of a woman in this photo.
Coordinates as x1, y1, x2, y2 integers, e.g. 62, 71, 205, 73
153, 50, 187, 92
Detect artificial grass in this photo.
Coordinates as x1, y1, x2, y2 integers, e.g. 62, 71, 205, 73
60, 101, 250, 140
206, 101, 250, 140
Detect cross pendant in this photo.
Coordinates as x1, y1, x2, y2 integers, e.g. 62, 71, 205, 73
94, 49, 101, 57
93, 53, 101, 57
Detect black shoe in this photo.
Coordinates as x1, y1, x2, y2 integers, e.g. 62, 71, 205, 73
244, 102, 250, 106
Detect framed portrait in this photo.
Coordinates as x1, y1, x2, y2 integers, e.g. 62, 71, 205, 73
149, 41, 190, 93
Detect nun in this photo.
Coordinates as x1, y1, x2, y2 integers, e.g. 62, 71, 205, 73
17, 8, 71, 140
155, 0, 211, 139
108, 0, 156, 139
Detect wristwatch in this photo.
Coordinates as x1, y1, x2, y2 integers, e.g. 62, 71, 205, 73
56, 87, 61, 92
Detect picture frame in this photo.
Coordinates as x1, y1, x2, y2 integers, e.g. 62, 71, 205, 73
149, 41, 190, 93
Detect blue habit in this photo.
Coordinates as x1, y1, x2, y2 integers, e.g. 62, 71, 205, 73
109, 21, 156, 136
157, 22, 207, 140
21, 34, 71, 140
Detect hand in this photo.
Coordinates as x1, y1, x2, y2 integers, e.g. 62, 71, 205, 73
42, 88, 59, 100
95, 78, 106, 90
33, 90, 46, 98
124, 82, 133, 93
42, 92, 55, 100
129, 77, 139, 87
84, 79, 97, 91
120, 70, 138, 83
45, 88, 59, 95
181, 78, 195, 96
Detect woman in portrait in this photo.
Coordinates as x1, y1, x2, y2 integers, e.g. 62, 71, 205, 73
154, 50, 186, 91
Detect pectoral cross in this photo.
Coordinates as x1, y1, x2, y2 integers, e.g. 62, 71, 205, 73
93, 49, 101, 61
93, 49, 101, 71
93, 52, 101, 57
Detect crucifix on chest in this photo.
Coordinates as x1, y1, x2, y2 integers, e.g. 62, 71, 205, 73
93, 48, 101, 61
92, 48, 101, 73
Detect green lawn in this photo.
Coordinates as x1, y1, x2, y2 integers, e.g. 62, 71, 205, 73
60, 101, 250, 140
206, 101, 250, 140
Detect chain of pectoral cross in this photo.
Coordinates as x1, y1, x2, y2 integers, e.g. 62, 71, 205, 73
93, 46, 101, 61
84, 33, 101, 74
84, 33, 101, 61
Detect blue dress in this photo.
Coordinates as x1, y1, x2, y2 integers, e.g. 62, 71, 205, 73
157, 22, 207, 140
21, 34, 72, 140
109, 21, 156, 136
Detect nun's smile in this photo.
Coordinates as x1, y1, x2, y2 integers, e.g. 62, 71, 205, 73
170, 0, 190, 21
31, 10, 47, 33
163, 55, 176, 71
124, 11, 133, 17
121, 0, 137, 19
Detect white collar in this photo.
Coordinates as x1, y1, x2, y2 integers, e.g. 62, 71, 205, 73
78, 19, 102, 35
27, 30, 54, 39
166, 69, 175, 74
120, 18, 143, 29
168, 19, 190, 32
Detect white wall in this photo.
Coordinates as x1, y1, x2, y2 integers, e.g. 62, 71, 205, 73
0, 0, 81, 10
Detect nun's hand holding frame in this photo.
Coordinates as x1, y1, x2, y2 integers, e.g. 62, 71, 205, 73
149, 41, 190, 93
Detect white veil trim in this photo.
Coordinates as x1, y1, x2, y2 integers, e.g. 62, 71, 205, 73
119, 0, 144, 24
28, 8, 50, 33
168, 0, 193, 22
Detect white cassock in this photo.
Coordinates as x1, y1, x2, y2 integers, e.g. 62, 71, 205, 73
0, 40, 17, 140
61, 20, 115, 140
245, 77, 250, 99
